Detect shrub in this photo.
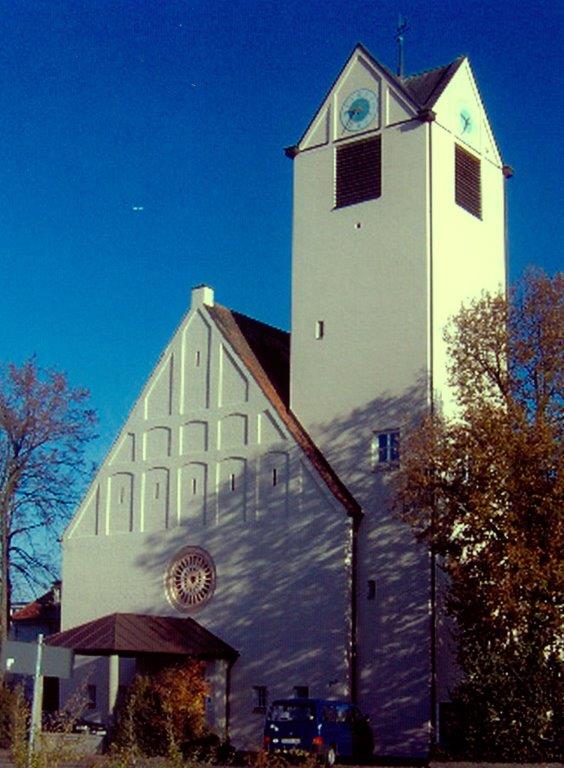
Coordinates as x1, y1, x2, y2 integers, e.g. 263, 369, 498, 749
0, 683, 20, 749
112, 660, 211, 759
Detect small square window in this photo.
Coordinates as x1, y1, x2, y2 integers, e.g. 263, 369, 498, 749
252, 686, 268, 714
293, 686, 309, 698
372, 430, 400, 468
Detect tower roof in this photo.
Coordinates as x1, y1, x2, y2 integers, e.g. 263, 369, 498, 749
401, 57, 466, 108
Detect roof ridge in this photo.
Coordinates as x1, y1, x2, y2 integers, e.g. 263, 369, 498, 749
402, 56, 463, 82
227, 306, 289, 336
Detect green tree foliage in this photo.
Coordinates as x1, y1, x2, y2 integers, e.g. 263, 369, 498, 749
0, 359, 96, 652
395, 270, 563, 759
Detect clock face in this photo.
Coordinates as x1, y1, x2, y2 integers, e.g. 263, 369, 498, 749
458, 107, 474, 136
340, 88, 379, 133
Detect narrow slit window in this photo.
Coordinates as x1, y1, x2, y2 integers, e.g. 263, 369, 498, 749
191, 478, 197, 495
195, 350, 201, 367
367, 579, 376, 600
315, 320, 325, 340
119, 487, 125, 504
154, 482, 160, 500
87, 684, 97, 709
272, 468, 278, 486
252, 686, 268, 713
455, 144, 482, 219
335, 135, 381, 209
230, 473, 236, 491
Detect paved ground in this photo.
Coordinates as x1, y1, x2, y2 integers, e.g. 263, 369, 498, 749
1, 752, 562, 768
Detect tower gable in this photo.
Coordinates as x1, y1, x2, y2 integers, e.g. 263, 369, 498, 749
432, 57, 501, 165
296, 44, 419, 153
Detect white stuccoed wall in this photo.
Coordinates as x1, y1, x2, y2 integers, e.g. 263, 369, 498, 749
289, 47, 507, 756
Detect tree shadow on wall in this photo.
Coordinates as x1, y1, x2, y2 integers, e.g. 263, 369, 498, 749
131, 376, 433, 757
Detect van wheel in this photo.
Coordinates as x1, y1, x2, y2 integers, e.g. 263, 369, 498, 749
326, 747, 336, 766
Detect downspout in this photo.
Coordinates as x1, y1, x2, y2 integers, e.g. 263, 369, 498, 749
350, 513, 360, 702
419, 107, 438, 751
502, 164, 514, 295
225, 656, 236, 742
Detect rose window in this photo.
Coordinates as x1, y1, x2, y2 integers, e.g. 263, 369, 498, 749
165, 546, 216, 612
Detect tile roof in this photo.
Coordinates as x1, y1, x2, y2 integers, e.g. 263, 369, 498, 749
46, 613, 238, 659
12, 586, 61, 624
207, 304, 361, 519
401, 57, 465, 108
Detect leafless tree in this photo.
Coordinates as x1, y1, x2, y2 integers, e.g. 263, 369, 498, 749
0, 359, 96, 655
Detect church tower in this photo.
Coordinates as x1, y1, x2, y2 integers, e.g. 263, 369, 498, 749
287, 45, 507, 755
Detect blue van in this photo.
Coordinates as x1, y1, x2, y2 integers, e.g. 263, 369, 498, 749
263, 698, 373, 765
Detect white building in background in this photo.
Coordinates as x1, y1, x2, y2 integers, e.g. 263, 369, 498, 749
51, 44, 508, 758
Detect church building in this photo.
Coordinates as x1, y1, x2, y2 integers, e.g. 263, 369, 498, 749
50, 44, 508, 758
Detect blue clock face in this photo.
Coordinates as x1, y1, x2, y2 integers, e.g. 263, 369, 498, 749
340, 88, 378, 132
459, 108, 474, 135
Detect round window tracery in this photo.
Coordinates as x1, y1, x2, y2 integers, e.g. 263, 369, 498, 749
165, 546, 216, 612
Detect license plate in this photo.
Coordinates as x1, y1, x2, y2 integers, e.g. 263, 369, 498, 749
281, 738, 300, 745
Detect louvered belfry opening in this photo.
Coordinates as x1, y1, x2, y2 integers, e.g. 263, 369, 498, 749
335, 135, 381, 208
455, 144, 482, 219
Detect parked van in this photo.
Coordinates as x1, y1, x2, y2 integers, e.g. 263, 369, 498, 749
263, 698, 373, 765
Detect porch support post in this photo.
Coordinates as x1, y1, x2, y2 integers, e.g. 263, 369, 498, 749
108, 654, 120, 725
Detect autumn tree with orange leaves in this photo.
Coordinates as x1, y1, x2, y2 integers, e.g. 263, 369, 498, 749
395, 271, 562, 759
113, 662, 210, 758
0, 359, 96, 655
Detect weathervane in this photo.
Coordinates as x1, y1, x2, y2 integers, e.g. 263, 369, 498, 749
396, 14, 409, 78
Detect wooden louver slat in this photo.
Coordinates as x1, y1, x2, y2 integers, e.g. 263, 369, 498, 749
335, 136, 381, 209
455, 144, 482, 219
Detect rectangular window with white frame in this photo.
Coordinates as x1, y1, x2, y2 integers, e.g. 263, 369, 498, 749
372, 429, 400, 468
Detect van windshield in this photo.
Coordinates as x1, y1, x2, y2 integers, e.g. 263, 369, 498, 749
268, 703, 315, 722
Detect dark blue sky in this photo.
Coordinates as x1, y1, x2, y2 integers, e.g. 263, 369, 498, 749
2, 0, 562, 459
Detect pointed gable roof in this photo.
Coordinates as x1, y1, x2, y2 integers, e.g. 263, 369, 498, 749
207, 304, 361, 520
402, 56, 465, 108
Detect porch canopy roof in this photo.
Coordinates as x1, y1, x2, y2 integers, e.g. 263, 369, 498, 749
45, 612, 238, 661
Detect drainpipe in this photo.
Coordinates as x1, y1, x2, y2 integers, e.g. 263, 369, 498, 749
419, 106, 438, 752
225, 657, 236, 742
350, 515, 360, 702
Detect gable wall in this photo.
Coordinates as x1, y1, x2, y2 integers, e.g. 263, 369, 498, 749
430, 62, 506, 415
62, 302, 353, 748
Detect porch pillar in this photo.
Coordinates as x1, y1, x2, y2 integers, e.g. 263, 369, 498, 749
107, 654, 120, 725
